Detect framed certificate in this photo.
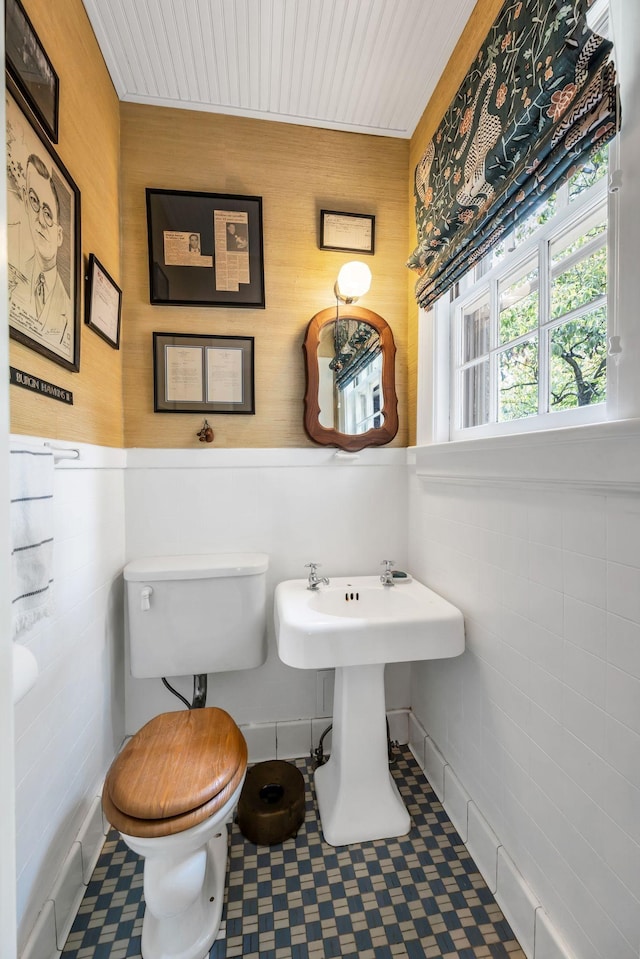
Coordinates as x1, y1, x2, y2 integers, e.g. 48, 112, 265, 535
85, 254, 122, 349
153, 332, 255, 413
320, 210, 375, 254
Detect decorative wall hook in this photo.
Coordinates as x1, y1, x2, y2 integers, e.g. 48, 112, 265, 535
196, 419, 214, 443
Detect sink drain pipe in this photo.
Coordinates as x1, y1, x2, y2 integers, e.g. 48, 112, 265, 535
312, 718, 399, 768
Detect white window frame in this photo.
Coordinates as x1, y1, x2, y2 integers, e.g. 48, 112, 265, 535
449, 169, 612, 441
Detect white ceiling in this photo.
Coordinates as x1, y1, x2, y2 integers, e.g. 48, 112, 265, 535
82, 0, 477, 139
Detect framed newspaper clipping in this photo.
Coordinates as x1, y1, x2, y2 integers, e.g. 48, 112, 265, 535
146, 189, 265, 308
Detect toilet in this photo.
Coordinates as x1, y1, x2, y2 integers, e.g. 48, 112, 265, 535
102, 552, 268, 959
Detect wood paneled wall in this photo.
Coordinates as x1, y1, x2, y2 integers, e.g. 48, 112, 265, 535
120, 105, 409, 448
406, 0, 504, 445
9, 0, 123, 447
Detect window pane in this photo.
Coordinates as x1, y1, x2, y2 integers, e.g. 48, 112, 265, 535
550, 308, 607, 409
550, 244, 607, 319
462, 361, 490, 428
462, 299, 490, 362
498, 337, 538, 421
512, 195, 557, 243
499, 263, 539, 343
551, 221, 606, 267
568, 145, 608, 201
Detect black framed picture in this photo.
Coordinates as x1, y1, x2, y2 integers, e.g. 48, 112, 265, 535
5, 0, 59, 143
6, 88, 81, 372
320, 210, 375, 254
85, 254, 122, 349
153, 332, 255, 414
146, 189, 265, 308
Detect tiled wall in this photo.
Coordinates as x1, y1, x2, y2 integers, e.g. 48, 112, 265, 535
123, 447, 411, 736
13, 442, 126, 952
408, 468, 640, 959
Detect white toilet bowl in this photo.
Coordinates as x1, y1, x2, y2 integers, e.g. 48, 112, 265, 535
102, 707, 247, 959
121, 780, 244, 959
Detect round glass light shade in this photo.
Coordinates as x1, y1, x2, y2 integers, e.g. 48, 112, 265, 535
336, 261, 372, 301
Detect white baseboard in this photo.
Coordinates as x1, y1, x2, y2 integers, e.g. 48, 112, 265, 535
407, 714, 575, 959
20, 795, 108, 959
239, 708, 411, 764
22, 710, 574, 959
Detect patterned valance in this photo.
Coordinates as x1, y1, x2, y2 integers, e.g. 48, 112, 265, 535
329, 319, 381, 390
408, 0, 619, 310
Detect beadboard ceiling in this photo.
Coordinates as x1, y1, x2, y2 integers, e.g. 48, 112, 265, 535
82, 0, 477, 138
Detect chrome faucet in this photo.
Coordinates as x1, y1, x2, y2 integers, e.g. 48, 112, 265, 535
305, 562, 330, 590
380, 559, 395, 586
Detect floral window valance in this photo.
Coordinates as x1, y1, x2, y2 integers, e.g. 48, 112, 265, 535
329, 319, 381, 390
408, 0, 619, 310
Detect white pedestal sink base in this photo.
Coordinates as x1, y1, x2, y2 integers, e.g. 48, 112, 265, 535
314, 663, 410, 846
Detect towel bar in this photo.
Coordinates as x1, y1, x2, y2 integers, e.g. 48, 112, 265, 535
46, 445, 80, 462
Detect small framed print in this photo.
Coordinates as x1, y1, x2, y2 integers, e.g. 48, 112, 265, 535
85, 254, 122, 349
320, 210, 375, 254
5, 0, 59, 143
153, 332, 255, 414
146, 189, 265, 308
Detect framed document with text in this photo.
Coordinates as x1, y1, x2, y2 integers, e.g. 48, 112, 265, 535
85, 254, 122, 349
153, 332, 255, 414
319, 210, 375, 254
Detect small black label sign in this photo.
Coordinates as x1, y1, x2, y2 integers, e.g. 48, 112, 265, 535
10, 367, 74, 405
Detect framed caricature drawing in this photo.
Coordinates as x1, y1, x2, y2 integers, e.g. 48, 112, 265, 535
6, 86, 81, 371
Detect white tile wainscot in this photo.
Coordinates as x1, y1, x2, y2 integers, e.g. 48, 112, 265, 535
123, 446, 410, 736
13, 438, 125, 959
408, 418, 640, 959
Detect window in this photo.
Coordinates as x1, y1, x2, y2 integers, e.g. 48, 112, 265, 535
339, 353, 383, 434
448, 146, 611, 439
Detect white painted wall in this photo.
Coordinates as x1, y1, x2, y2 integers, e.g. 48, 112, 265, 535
12, 442, 126, 952
408, 436, 640, 959
123, 447, 410, 734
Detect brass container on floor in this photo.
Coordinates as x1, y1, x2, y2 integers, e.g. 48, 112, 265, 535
237, 760, 305, 845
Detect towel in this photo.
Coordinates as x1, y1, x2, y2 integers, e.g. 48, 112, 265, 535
10, 444, 55, 638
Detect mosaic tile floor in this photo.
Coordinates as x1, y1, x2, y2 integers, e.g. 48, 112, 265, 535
62, 748, 525, 959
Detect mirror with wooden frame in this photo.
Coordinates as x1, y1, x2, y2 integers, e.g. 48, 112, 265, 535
302, 305, 398, 452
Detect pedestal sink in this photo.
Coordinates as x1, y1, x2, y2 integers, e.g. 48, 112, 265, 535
274, 575, 464, 846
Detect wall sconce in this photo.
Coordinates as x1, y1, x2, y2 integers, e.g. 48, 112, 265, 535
334, 261, 372, 304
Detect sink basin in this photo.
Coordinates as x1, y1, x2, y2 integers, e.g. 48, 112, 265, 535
275, 575, 464, 669
274, 573, 465, 846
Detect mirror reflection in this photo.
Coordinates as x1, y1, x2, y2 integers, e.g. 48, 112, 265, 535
318, 319, 382, 434
303, 305, 398, 453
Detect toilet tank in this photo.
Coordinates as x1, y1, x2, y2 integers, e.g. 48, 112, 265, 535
124, 553, 269, 678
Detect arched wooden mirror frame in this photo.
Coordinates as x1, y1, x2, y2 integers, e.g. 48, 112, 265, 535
303, 305, 398, 453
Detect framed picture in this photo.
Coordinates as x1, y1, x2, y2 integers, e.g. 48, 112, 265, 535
6, 88, 81, 372
153, 332, 255, 414
320, 210, 375, 254
5, 0, 59, 143
85, 254, 122, 349
146, 189, 265, 308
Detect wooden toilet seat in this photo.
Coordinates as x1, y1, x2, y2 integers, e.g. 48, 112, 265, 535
102, 707, 248, 839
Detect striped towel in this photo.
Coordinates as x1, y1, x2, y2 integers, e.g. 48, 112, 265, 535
10, 444, 55, 638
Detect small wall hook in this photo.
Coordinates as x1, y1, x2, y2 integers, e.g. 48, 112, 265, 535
196, 419, 214, 443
